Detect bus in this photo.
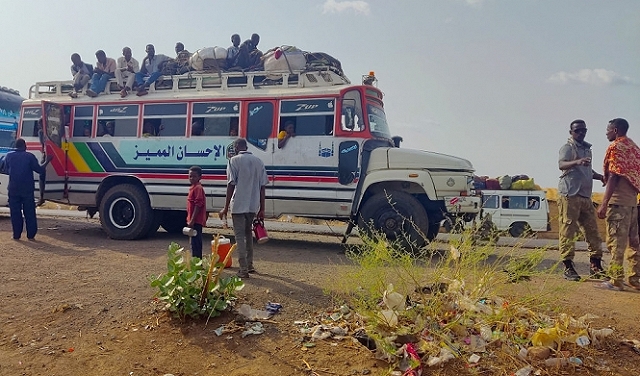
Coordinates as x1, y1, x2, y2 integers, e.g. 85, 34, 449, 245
20, 66, 480, 247
0, 86, 24, 206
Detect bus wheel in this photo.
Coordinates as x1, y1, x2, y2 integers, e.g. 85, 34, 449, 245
100, 184, 152, 240
509, 222, 531, 238
161, 211, 187, 234
145, 210, 163, 238
358, 191, 428, 250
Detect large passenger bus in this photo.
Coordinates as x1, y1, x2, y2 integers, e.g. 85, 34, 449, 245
0, 86, 24, 206
20, 66, 480, 247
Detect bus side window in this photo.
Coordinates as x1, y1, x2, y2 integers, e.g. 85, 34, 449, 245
483, 195, 499, 209
191, 101, 241, 137
279, 99, 335, 136
72, 105, 94, 137
192, 116, 239, 136
527, 196, 540, 210
143, 103, 187, 137
97, 105, 139, 137
279, 115, 333, 136
247, 102, 273, 150
505, 195, 527, 209
341, 90, 364, 132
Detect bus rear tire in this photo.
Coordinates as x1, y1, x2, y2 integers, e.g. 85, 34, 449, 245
358, 191, 428, 250
145, 210, 163, 238
161, 211, 187, 234
99, 184, 152, 240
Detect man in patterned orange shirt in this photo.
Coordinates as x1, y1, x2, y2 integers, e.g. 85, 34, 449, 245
596, 118, 640, 291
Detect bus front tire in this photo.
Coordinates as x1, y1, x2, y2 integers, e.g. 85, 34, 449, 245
357, 191, 429, 250
99, 184, 152, 240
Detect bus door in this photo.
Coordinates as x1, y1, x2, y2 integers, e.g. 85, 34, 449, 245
244, 100, 275, 216
40, 101, 68, 201
272, 98, 339, 216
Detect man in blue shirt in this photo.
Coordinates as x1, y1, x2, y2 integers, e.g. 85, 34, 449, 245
135, 44, 170, 96
1, 138, 52, 240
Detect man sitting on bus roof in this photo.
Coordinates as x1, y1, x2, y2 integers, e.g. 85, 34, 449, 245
87, 50, 116, 98
115, 47, 140, 98
226, 34, 241, 68
69, 53, 93, 98
236, 33, 263, 70
135, 44, 170, 97
174, 42, 192, 75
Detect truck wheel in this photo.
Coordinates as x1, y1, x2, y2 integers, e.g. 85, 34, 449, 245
426, 222, 441, 241
99, 184, 152, 240
358, 191, 429, 250
509, 222, 531, 238
161, 211, 187, 234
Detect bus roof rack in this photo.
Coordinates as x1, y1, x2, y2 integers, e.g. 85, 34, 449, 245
29, 67, 351, 99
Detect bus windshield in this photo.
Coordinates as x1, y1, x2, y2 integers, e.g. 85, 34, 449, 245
0, 88, 23, 151
366, 103, 391, 139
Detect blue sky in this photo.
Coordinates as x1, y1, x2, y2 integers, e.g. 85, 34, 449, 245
2, 0, 638, 190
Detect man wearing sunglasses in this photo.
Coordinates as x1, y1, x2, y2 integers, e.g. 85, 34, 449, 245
558, 119, 606, 281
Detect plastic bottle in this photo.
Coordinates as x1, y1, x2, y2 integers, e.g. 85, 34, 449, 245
514, 366, 533, 376
544, 357, 582, 367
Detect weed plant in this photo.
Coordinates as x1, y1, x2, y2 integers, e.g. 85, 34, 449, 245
334, 226, 576, 369
150, 242, 244, 320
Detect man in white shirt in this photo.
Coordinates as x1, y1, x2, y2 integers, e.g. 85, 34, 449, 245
87, 50, 116, 97
115, 47, 140, 98
219, 138, 268, 278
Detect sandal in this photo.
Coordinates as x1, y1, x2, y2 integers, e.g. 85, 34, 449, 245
594, 281, 624, 291
623, 282, 640, 291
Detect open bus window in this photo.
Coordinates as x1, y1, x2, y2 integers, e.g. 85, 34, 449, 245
143, 103, 187, 137
97, 105, 138, 137
191, 101, 240, 137
191, 116, 239, 136
279, 99, 334, 136
527, 196, 541, 210
341, 90, 364, 132
247, 102, 273, 150
278, 115, 333, 136
72, 105, 94, 137
502, 195, 528, 210
20, 107, 42, 138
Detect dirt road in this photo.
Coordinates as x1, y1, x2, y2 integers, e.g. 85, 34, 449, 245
1, 214, 639, 376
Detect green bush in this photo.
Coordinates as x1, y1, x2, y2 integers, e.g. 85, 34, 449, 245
150, 242, 244, 320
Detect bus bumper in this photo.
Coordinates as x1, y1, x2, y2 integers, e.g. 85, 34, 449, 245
443, 195, 481, 216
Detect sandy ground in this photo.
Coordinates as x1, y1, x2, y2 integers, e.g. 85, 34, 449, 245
1, 213, 639, 376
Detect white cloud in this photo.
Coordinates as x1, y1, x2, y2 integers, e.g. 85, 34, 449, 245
547, 69, 635, 86
322, 0, 370, 15
465, 0, 484, 7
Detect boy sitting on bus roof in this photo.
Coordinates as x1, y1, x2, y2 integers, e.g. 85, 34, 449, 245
86, 50, 116, 98
135, 44, 170, 97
